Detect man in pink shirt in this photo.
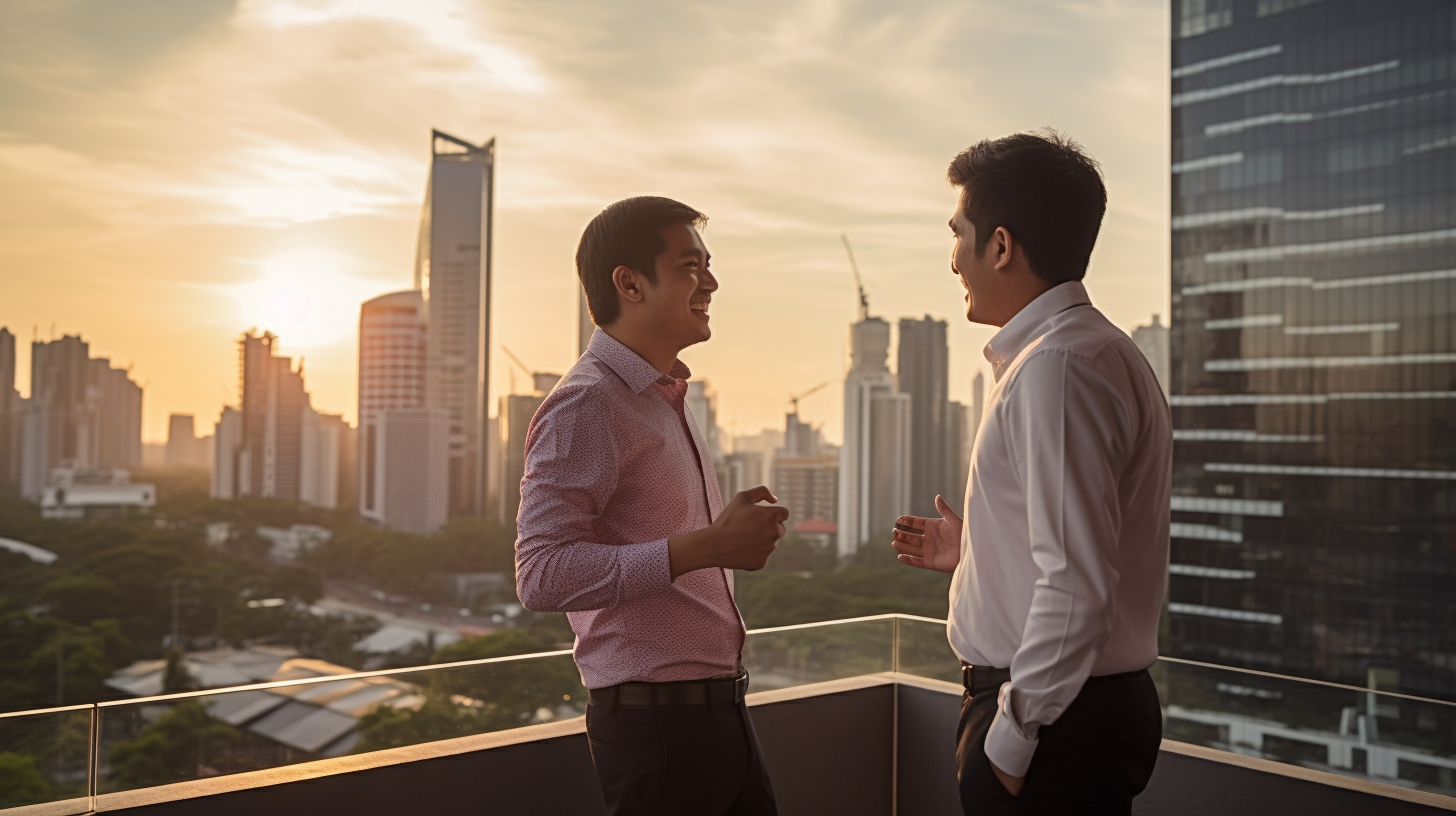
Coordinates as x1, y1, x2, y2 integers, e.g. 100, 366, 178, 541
515, 196, 790, 815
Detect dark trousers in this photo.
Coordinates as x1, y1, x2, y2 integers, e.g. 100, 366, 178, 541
585, 697, 777, 816
957, 669, 1162, 815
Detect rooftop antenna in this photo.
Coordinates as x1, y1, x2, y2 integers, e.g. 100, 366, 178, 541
840, 235, 869, 321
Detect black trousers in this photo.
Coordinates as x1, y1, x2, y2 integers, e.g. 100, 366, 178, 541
585, 697, 777, 816
956, 669, 1162, 815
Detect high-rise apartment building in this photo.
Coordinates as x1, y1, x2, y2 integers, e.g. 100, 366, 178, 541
165, 414, 211, 470
357, 290, 449, 534
415, 130, 494, 518
838, 316, 911, 557
685, 380, 722, 463
21, 335, 143, 498
1169, 0, 1456, 698
215, 331, 343, 508
898, 316, 955, 518
496, 372, 561, 526
0, 328, 19, 493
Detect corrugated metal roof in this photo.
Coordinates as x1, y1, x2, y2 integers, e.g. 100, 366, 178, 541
248, 702, 357, 753
205, 690, 288, 726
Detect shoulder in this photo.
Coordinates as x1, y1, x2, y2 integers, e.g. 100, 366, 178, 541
530, 356, 622, 435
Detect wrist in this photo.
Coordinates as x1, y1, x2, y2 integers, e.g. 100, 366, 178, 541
668, 527, 717, 578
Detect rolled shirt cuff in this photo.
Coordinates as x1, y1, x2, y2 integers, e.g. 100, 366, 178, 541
983, 683, 1039, 778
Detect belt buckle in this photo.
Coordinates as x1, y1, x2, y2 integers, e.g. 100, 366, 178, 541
734, 671, 749, 702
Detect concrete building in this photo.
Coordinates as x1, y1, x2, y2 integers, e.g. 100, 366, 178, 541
357, 290, 444, 531
1131, 314, 1170, 398
416, 130, 494, 518
685, 380, 722, 464
0, 328, 20, 493
20, 335, 142, 499
213, 331, 343, 508
838, 317, 910, 557
897, 316, 954, 518
165, 413, 212, 470
41, 467, 154, 520
360, 409, 450, 536
497, 372, 560, 526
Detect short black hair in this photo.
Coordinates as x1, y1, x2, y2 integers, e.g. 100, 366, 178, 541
947, 130, 1107, 284
575, 196, 707, 326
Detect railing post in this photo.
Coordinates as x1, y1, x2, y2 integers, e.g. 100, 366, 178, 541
88, 704, 99, 808
891, 615, 901, 674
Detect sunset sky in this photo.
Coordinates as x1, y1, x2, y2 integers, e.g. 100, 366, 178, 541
1, 0, 1170, 444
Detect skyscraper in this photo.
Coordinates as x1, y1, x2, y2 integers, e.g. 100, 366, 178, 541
898, 316, 953, 517
415, 130, 494, 518
215, 331, 341, 508
0, 328, 18, 492
1169, 0, 1456, 698
838, 316, 911, 557
497, 373, 560, 526
357, 290, 449, 534
21, 335, 143, 497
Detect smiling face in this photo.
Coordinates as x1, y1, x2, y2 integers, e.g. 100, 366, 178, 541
640, 221, 717, 350
950, 189, 997, 326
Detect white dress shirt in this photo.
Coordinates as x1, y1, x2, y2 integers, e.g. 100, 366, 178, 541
948, 281, 1171, 778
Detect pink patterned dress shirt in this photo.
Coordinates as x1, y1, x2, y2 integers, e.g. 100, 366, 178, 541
514, 329, 743, 689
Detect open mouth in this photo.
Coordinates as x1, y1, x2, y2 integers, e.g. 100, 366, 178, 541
690, 301, 710, 321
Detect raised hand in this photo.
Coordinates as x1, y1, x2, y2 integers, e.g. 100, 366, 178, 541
669, 486, 790, 576
890, 494, 963, 573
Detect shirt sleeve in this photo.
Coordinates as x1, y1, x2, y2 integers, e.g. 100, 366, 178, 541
514, 386, 674, 613
984, 349, 1132, 777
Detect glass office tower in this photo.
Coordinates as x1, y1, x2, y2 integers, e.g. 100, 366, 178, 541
1169, 0, 1456, 699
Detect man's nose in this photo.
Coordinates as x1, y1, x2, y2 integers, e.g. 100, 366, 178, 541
701, 268, 719, 291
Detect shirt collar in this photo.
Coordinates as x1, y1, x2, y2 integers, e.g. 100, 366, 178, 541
587, 328, 692, 393
983, 281, 1092, 381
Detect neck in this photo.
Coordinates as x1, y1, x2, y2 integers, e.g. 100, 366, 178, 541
602, 322, 681, 376
993, 276, 1058, 327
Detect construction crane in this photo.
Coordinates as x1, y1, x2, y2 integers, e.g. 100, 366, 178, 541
788, 382, 828, 415
841, 234, 869, 321
502, 345, 530, 394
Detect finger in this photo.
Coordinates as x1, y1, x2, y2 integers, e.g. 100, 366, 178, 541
934, 494, 963, 525
891, 538, 923, 557
893, 528, 923, 544
774, 522, 786, 539
894, 515, 927, 534
738, 485, 778, 505
770, 507, 791, 523
896, 553, 928, 569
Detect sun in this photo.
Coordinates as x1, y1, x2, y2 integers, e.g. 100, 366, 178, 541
232, 252, 385, 349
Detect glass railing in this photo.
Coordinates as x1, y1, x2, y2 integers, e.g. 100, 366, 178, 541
1, 614, 1453, 811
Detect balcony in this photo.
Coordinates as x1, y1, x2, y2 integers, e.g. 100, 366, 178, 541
3, 615, 1454, 815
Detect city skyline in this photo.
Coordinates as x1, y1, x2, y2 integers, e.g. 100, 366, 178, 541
0, 0, 1171, 446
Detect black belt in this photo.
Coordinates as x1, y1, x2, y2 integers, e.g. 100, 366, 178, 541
961, 663, 1151, 697
961, 662, 1011, 697
590, 671, 750, 709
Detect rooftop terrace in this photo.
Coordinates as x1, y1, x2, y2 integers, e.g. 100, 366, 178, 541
3, 615, 1455, 815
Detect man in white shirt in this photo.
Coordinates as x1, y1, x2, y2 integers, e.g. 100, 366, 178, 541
892, 131, 1172, 815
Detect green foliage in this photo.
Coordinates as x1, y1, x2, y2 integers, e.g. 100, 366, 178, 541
306, 516, 519, 602
352, 630, 584, 754
735, 540, 951, 629
0, 751, 52, 808
106, 702, 242, 789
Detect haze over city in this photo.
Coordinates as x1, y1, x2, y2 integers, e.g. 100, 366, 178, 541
1, 0, 1169, 443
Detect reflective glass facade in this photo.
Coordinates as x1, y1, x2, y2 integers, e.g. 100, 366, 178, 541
1169, 0, 1456, 699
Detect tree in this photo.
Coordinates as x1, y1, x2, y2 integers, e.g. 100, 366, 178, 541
352, 630, 584, 754
0, 752, 52, 808
106, 702, 242, 789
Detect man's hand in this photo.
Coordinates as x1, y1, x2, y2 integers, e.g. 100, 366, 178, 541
989, 760, 1025, 796
669, 486, 789, 577
890, 494, 963, 572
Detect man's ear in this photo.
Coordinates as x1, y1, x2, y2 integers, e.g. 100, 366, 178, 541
991, 227, 1015, 272
612, 265, 646, 305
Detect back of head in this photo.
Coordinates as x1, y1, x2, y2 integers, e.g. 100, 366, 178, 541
947, 130, 1107, 284
576, 196, 707, 326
